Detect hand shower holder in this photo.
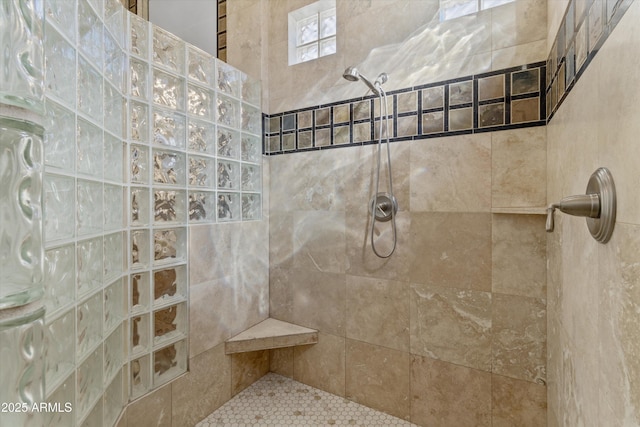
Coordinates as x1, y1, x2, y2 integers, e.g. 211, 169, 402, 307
370, 193, 398, 222
546, 167, 616, 243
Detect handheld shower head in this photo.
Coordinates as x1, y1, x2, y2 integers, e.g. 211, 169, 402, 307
342, 66, 360, 82
342, 66, 385, 95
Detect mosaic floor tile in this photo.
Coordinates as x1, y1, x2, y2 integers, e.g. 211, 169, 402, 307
196, 373, 417, 427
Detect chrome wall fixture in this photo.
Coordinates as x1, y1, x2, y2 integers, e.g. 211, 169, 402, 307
546, 167, 616, 243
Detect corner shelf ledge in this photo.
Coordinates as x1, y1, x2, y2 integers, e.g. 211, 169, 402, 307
225, 318, 318, 354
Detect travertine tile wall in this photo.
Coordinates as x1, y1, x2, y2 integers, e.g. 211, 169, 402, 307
546, 0, 640, 425
224, 3, 549, 426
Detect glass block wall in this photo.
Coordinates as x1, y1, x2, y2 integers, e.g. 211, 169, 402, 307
39, 0, 262, 425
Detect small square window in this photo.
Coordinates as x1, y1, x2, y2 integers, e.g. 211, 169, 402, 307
289, 0, 336, 65
440, 0, 514, 21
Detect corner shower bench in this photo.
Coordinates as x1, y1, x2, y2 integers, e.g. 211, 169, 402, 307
225, 318, 318, 354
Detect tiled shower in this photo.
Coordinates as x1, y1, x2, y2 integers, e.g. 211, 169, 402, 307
2, 0, 640, 426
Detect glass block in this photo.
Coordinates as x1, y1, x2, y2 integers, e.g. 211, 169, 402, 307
153, 108, 186, 149
103, 232, 123, 281
154, 189, 187, 224
77, 56, 103, 122
44, 23, 76, 107
77, 291, 103, 359
242, 194, 261, 221
77, 236, 103, 296
77, 179, 103, 235
131, 272, 150, 313
104, 325, 124, 385
0, 308, 45, 427
105, 30, 125, 92
77, 117, 103, 178
188, 45, 214, 85
153, 149, 186, 186
45, 0, 76, 43
104, 82, 124, 138
130, 58, 149, 100
76, 346, 103, 422
241, 135, 261, 163
153, 228, 186, 265
130, 13, 149, 59
217, 126, 240, 159
131, 229, 150, 269
297, 44, 318, 63
104, 369, 124, 427
241, 164, 261, 191
77, 0, 103, 66
0, 118, 44, 308
130, 101, 149, 143
153, 265, 186, 305
104, 133, 124, 183
44, 99, 75, 171
216, 60, 240, 97
320, 37, 336, 56
153, 68, 185, 110
153, 340, 187, 387
217, 192, 240, 221
241, 103, 261, 135
101, 183, 121, 230
297, 15, 318, 45
130, 355, 151, 399
217, 160, 240, 190
131, 187, 150, 226
188, 83, 214, 120
320, 8, 336, 37
153, 26, 185, 74
104, 0, 126, 47
44, 173, 75, 242
44, 244, 75, 315
154, 303, 186, 346
217, 94, 240, 128
131, 314, 150, 356
188, 191, 217, 222
131, 144, 149, 184
189, 155, 216, 188
44, 309, 75, 389
0, 0, 44, 113
46, 373, 74, 427
104, 278, 125, 333
188, 118, 216, 154
241, 73, 261, 107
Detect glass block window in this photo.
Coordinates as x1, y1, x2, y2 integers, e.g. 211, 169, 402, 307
288, 0, 336, 65
440, 0, 514, 21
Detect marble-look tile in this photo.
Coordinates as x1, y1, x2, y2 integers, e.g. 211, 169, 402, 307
492, 293, 546, 384
491, 0, 547, 50
411, 355, 491, 427
231, 350, 269, 396
410, 283, 492, 371
491, 126, 546, 208
269, 347, 294, 378
492, 374, 547, 427
293, 210, 346, 274
268, 267, 294, 323
171, 344, 231, 427
492, 214, 546, 299
294, 332, 346, 397
409, 212, 492, 292
345, 340, 411, 420
127, 383, 172, 427
410, 134, 491, 212
491, 39, 547, 71
115, 410, 126, 427
346, 275, 410, 352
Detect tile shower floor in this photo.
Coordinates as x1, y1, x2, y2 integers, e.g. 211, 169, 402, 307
196, 373, 417, 426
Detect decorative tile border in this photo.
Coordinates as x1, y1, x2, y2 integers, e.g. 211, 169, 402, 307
546, 0, 634, 120
263, 62, 546, 155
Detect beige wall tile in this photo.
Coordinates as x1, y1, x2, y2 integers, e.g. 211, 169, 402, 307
269, 267, 294, 323
492, 0, 547, 50
492, 293, 546, 384
231, 350, 270, 396
293, 210, 346, 274
410, 212, 492, 291
410, 283, 492, 371
491, 374, 547, 427
171, 344, 231, 426
492, 214, 547, 299
491, 39, 547, 71
294, 332, 346, 397
127, 383, 172, 427
345, 275, 410, 352
411, 355, 491, 427
410, 134, 491, 212
345, 339, 411, 421
491, 126, 546, 208
270, 347, 294, 378
291, 268, 346, 336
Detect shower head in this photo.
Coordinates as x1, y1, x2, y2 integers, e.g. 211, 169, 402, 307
342, 66, 386, 95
